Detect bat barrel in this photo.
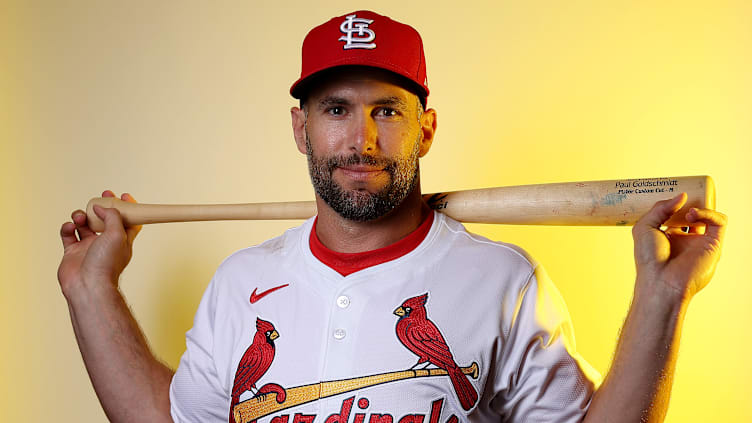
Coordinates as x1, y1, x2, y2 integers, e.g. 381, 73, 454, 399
427, 175, 714, 226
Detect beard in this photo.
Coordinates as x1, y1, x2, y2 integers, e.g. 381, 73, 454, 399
306, 135, 420, 222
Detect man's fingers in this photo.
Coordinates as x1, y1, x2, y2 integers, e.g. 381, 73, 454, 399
664, 227, 687, 237
687, 224, 706, 235
686, 208, 727, 240
93, 205, 127, 240
633, 193, 687, 235
121, 193, 142, 240
72, 210, 96, 239
102, 190, 115, 198
60, 222, 79, 248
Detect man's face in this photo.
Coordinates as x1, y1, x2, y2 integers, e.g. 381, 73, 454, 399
294, 69, 433, 221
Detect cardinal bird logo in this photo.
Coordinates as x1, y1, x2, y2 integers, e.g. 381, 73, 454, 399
230, 317, 279, 423
394, 293, 479, 411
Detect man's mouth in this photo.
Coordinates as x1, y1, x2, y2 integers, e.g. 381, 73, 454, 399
337, 164, 386, 181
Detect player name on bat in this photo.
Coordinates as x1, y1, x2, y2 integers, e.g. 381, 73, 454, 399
85, 176, 714, 232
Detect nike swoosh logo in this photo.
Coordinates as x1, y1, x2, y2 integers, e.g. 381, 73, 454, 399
250, 284, 290, 304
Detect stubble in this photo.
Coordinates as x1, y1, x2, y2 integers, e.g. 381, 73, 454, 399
305, 134, 420, 221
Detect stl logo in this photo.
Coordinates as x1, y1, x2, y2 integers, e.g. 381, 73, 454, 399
338, 14, 376, 50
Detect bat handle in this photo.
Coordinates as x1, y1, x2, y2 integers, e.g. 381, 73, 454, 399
85, 197, 137, 232
85, 197, 319, 232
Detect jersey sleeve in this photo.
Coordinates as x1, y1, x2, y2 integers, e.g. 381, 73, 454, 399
170, 276, 230, 422
492, 264, 601, 423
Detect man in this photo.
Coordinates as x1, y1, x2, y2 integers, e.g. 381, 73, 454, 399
58, 10, 726, 423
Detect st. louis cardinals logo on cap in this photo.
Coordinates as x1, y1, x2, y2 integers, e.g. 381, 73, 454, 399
290, 10, 430, 100
338, 14, 377, 50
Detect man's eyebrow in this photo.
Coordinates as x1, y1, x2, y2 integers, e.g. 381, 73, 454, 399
373, 96, 409, 110
316, 95, 411, 110
317, 96, 351, 109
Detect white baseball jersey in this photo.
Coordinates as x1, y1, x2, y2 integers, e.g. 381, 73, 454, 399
170, 212, 600, 423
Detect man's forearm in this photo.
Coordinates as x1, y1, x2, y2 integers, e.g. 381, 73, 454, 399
65, 277, 174, 423
583, 279, 688, 423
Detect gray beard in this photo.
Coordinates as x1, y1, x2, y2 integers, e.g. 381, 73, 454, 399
306, 135, 420, 222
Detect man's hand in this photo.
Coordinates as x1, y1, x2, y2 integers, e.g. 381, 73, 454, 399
57, 190, 173, 422
58, 190, 142, 297
632, 192, 727, 301
586, 193, 727, 422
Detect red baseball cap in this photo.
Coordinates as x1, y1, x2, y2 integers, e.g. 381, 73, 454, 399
290, 10, 429, 101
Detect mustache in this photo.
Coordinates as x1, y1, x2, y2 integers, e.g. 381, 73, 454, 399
324, 153, 397, 171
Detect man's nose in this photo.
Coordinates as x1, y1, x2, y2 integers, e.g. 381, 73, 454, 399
350, 110, 377, 154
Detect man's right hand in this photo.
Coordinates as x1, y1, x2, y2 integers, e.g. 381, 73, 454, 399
57, 191, 173, 422
58, 190, 142, 298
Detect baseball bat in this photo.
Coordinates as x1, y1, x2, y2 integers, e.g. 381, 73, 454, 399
85, 175, 714, 232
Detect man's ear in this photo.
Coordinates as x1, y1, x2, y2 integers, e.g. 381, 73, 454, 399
291, 106, 307, 155
418, 108, 437, 157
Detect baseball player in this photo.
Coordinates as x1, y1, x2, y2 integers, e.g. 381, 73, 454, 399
57, 10, 727, 423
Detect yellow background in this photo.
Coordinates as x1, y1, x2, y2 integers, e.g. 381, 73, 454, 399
2, 1, 750, 421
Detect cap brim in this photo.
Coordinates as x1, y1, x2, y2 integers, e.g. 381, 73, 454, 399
290, 64, 429, 101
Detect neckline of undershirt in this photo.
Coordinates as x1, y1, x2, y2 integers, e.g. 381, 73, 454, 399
309, 212, 435, 277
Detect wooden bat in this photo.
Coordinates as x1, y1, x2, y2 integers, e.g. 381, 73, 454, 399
85, 175, 714, 232
233, 362, 480, 423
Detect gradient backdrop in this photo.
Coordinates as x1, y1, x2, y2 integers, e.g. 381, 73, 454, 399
2, 1, 750, 421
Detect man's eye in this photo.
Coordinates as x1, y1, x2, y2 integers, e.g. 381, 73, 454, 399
327, 107, 344, 115
378, 108, 398, 117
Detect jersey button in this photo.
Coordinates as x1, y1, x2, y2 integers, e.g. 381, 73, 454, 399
333, 328, 346, 340
336, 295, 351, 308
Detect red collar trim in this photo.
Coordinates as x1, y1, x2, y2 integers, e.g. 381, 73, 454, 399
309, 212, 434, 277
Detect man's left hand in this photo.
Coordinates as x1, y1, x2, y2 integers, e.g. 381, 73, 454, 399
632, 192, 727, 300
